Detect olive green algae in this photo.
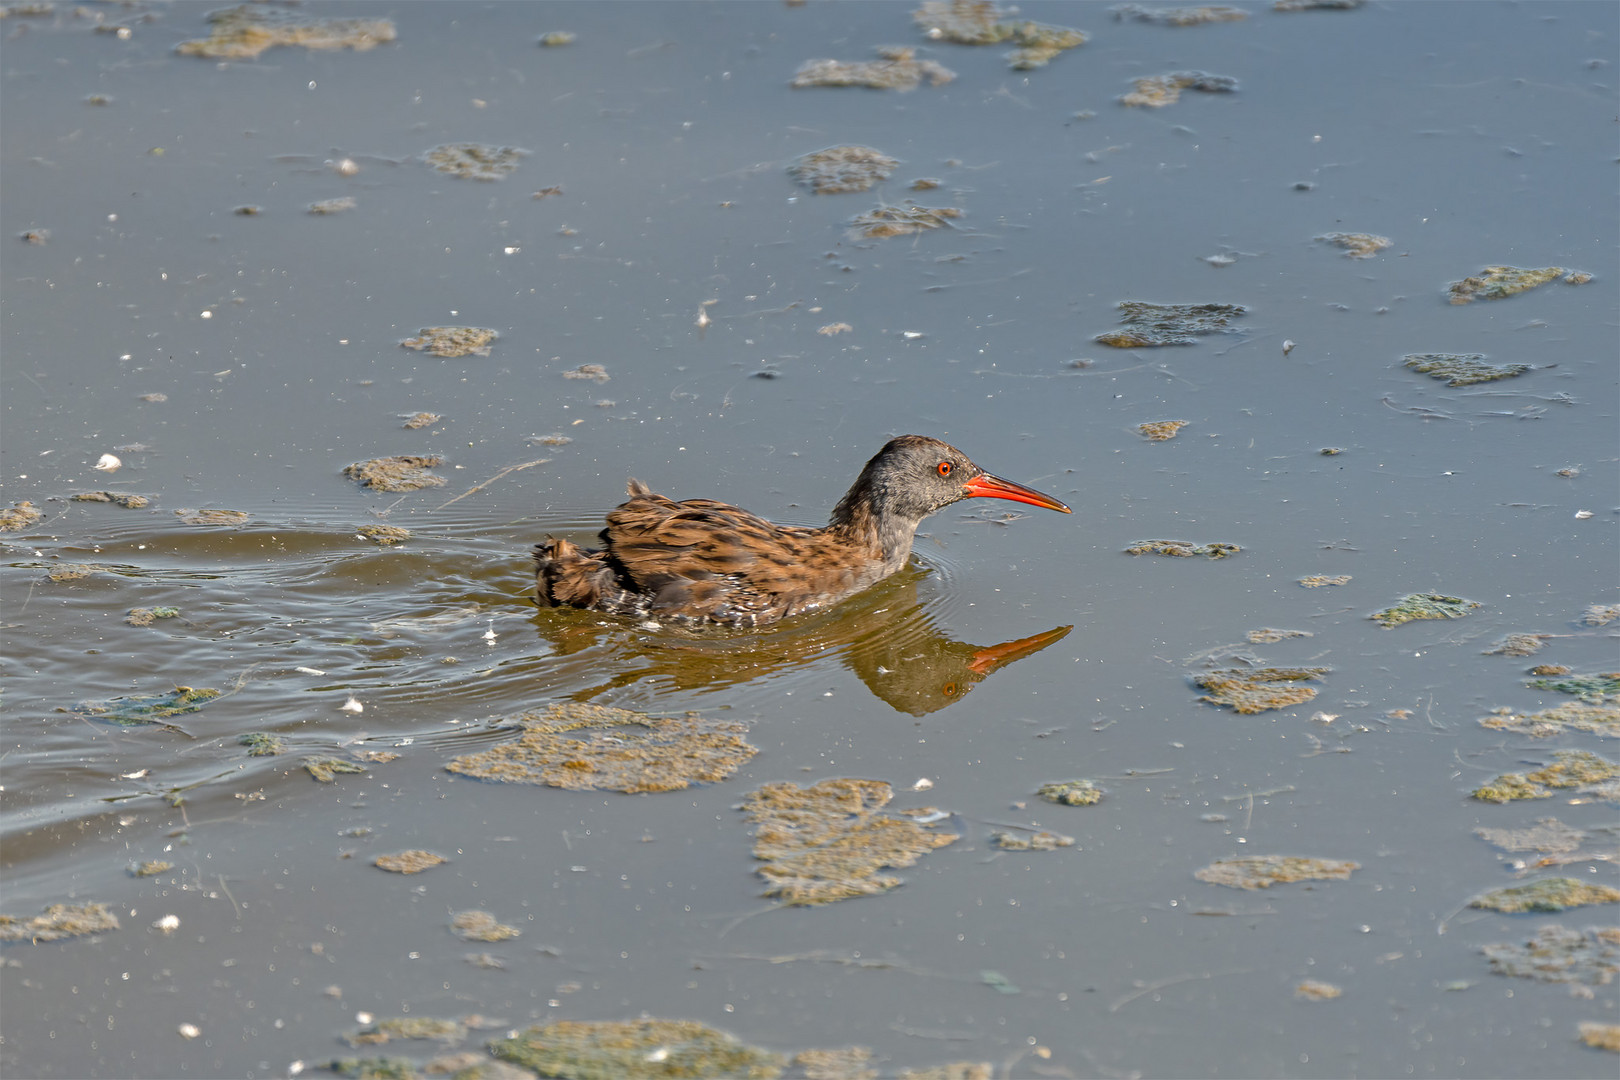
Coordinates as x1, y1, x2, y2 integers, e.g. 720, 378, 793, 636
490, 1018, 784, 1079
445, 703, 758, 793
1120, 71, 1238, 107
1478, 702, 1620, 739
1191, 668, 1328, 714
0, 901, 120, 942
400, 326, 498, 357
1037, 779, 1104, 806
1447, 265, 1593, 304
1482, 925, 1619, 985
345, 456, 446, 492
1528, 672, 1620, 703
1470, 878, 1620, 914
1370, 592, 1480, 627
175, 5, 395, 60
790, 146, 899, 194
1473, 750, 1620, 802
1096, 301, 1247, 346
912, 1, 1088, 69
304, 756, 367, 783
741, 778, 960, 905
1126, 539, 1239, 558
1404, 353, 1530, 386
1316, 232, 1391, 258
66, 686, 219, 728
793, 47, 955, 91
0, 500, 44, 531
422, 145, 528, 182
1195, 855, 1358, 889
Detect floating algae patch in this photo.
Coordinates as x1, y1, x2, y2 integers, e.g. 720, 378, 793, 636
0, 901, 119, 942
175, 508, 250, 526
400, 326, 498, 358
175, 4, 395, 59
47, 562, 101, 582
899, 1066, 992, 1080
66, 686, 218, 729
358, 524, 411, 546
345, 456, 446, 492
349, 1016, 466, 1046
562, 363, 610, 382
1247, 628, 1312, 644
1037, 778, 1104, 806
126, 606, 180, 627
1579, 1022, 1620, 1052
1195, 855, 1358, 890
304, 756, 366, 783
239, 731, 286, 756
790, 146, 899, 194
911, 1, 1088, 70
1470, 878, 1620, 914
794, 1046, 875, 1079
374, 850, 446, 874
1370, 592, 1480, 627
1114, 4, 1248, 25
1528, 750, 1620, 789
1583, 604, 1620, 627
1475, 818, 1586, 855
1482, 925, 1619, 985
446, 703, 757, 794
1294, 979, 1342, 1001
0, 500, 44, 531
309, 196, 357, 215
402, 411, 441, 429
1479, 701, 1620, 739
1191, 668, 1328, 714
1120, 71, 1237, 107
538, 30, 577, 47
1528, 672, 1620, 703
1447, 265, 1592, 304
1483, 633, 1549, 657
741, 778, 960, 905
1403, 353, 1530, 386
850, 204, 963, 239
792, 46, 956, 91
1138, 419, 1189, 440
73, 491, 149, 508
492, 1019, 783, 1080
1299, 574, 1352, 587
129, 860, 174, 877
325, 1057, 422, 1080
992, 830, 1073, 850
422, 143, 528, 181
1275, 0, 1365, 9
1126, 539, 1240, 558
1316, 232, 1391, 258
451, 910, 520, 943
1095, 301, 1247, 347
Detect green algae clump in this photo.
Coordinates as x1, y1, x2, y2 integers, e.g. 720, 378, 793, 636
1195, 854, 1358, 890
374, 850, 446, 875
0, 901, 120, 942
1126, 539, 1239, 558
239, 731, 286, 756
357, 524, 411, 546
1579, 1021, 1620, 1052
325, 1056, 421, 1080
0, 500, 44, 531
401, 326, 498, 358
1471, 772, 1547, 804
490, 1019, 784, 1080
1138, 419, 1189, 440
1469, 878, 1620, 914
451, 910, 520, 942
1316, 232, 1391, 258
1478, 701, 1620, 739
791, 146, 899, 194
129, 860, 174, 877
422, 144, 528, 181
1192, 668, 1327, 714
1483, 633, 1549, 657
1471, 750, 1620, 803
1369, 592, 1480, 627
345, 456, 446, 492
1096, 301, 1247, 347
1120, 71, 1237, 107
175, 508, 250, 526
445, 703, 758, 794
1114, 5, 1248, 25
1447, 265, 1592, 304
742, 778, 960, 905
1482, 924, 1619, 985
73, 491, 150, 508
126, 606, 181, 627
912, 1, 1088, 69
175, 5, 395, 60
1037, 778, 1104, 806
793, 46, 956, 91
68, 686, 218, 728
1299, 574, 1352, 587
349, 1016, 466, 1046
304, 756, 367, 783
992, 830, 1073, 850
1474, 818, 1585, 854
850, 204, 963, 239
1528, 672, 1620, 704
1403, 353, 1530, 386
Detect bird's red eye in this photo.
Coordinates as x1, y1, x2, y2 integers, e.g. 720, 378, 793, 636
937, 461, 952, 477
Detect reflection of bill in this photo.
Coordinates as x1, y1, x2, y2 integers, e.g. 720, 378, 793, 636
532, 566, 1070, 717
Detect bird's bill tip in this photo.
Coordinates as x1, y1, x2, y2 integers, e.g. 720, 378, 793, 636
964, 474, 1072, 513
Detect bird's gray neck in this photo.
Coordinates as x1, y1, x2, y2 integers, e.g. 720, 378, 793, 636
829, 488, 923, 576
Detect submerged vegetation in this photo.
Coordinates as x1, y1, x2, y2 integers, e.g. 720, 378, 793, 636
175, 5, 395, 60
0, 901, 119, 942
1369, 592, 1480, 627
1403, 353, 1529, 386
790, 146, 899, 194
1447, 265, 1593, 304
1191, 668, 1327, 714
793, 46, 955, 91
400, 326, 498, 357
1469, 878, 1620, 914
1096, 301, 1247, 347
1195, 855, 1358, 890
344, 456, 446, 492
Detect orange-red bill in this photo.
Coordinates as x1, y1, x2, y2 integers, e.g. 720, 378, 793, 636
963, 473, 1072, 514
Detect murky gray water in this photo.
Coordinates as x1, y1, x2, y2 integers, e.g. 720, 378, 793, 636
3, 2, 1616, 1077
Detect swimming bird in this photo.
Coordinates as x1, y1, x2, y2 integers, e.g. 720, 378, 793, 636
534, 434, 1071, 628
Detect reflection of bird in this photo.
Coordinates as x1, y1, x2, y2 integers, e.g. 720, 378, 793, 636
535, 435, 1071, 627
849, 622, 1072, 717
